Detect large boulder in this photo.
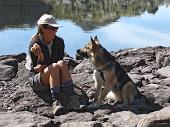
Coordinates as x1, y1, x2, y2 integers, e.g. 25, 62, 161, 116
137, 106, 170, 127
157, 66, 170, 78
0, 65, 16, 81
0, 111, 58, 127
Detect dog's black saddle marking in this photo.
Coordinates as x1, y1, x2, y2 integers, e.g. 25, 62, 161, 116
101, 62, 113, 70
98, 69, 120, 91
97, 62, 125, 91
98, 70, 105, 81
97, 62, 114, 81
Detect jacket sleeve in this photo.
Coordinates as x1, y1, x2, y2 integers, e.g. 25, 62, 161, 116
53, 36, 65, 62
28, 40, 39, 71
58, 38, 65, 60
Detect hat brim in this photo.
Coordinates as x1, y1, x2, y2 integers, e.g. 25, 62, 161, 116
48, 23, 62, 28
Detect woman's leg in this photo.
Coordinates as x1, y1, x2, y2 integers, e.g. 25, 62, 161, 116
40, 63, 65, 116
56, 60, 75, 96
40, 63, 61, 87
56, 60, 72, 83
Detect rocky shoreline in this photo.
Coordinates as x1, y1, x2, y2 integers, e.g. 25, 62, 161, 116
0, 46, 170, 127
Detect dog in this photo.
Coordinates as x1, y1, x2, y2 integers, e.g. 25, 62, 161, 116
76, 36, 140, 108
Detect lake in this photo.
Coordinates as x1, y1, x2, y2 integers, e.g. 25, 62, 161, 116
0, 0, 170, 58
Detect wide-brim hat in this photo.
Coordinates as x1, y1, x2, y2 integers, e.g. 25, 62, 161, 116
37, 14, 61, 28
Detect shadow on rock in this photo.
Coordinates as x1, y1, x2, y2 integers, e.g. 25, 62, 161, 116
33, 90, 52, 104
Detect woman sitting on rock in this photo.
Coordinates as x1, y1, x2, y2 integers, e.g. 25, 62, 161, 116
25, 14, 75, 116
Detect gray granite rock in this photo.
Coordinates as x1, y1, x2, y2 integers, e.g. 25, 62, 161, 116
0, 46, 170, 126
157, 66, 170, 78
0, 111, 57, 127
137, 106, 170, 127
0, 65, 16, 81
108, 111, 146, 127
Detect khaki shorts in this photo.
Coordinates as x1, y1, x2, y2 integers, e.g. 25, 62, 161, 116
28, 71, 50, 91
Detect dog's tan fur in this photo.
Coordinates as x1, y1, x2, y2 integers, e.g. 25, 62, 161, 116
77, 36, 139, 107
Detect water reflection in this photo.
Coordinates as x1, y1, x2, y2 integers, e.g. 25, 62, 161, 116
1, 0, 170, 30
51, 0, 170, 31
0, 0, 170, 57
0, 0, 51, 30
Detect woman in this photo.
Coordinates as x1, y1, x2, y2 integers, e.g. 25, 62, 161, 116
25, 14, 74, 115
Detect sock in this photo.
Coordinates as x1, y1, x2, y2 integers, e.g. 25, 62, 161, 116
50, 85, 60, 102
62, 80, 73, 87
62, 80, 75, 95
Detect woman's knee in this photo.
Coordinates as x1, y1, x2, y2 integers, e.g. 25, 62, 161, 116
57, 60, 67, 68
51, 63, 60, 69
44, 64, 60, 79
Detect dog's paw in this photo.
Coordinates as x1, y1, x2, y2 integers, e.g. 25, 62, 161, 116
88, 102, 101, 109
116, 103, 129, 110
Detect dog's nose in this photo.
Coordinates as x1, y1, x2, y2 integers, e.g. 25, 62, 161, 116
76, 49, 83, 60
77, 49, 80, 53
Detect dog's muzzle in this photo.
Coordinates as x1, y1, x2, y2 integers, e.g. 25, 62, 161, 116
76, 49, 84, 60
77, 49, 81, 54
76, 49, 89, 60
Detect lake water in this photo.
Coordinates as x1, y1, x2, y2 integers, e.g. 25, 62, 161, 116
0, 0, 170, 58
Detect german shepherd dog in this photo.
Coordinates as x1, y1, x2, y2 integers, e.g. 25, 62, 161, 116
77, 36, 140, 108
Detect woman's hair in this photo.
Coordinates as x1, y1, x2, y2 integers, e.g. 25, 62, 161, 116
31, 24, 44, 42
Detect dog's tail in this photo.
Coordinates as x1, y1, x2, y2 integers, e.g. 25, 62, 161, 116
134, 81, 155, 104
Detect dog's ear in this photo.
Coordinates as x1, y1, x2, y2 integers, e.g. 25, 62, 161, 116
91, 36, 98, 49
91, 36, 94, 42
94, 36, 98, 41
94, 36, 99, 44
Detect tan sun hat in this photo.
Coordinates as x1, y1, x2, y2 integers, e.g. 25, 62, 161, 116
37, 14, 61, 28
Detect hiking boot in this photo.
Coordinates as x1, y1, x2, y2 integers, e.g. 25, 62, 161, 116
52, 100, 65, 116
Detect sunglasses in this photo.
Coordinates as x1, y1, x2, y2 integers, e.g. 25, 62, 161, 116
42, 24, 58, 31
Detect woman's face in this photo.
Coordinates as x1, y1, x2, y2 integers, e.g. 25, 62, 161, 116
41, 24, 58, 42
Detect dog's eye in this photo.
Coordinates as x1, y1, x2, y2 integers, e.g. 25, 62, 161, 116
86, 46, 90, 50
85, 48, 88, 51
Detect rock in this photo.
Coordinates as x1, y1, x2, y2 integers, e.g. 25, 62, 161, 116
164, 57, 170, 67
55, 112, 94, 123
73, 59, 93, 74
157, 66, 170, 78
141, 66, 153, 74
156, 51, 165, 68
0, 46, 170, 126
0, 53, 26, 63
0, 111, 58, 127
119, 57, 146, 72
108, 111, 146, 127
64, 56, 79, 70
61, 121, 103, 127
156, 49, 170, 68
0, 65, 16, 81
160, 78, 170, 87
137, 106, 170, 127
103, 122, 116, 127
0, 58, 18, 70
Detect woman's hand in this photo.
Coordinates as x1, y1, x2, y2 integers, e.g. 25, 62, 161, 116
34, 64, 46, 73
30, 43, 41, 57
30, 43, 44, 62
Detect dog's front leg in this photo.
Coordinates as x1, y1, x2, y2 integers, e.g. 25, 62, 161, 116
94, 82, 102, 102
88, 84, 112, 109
97, 71, 117, 104
93, 70, 104, 101
88, 70, 104, 109
97, 83, 112, 104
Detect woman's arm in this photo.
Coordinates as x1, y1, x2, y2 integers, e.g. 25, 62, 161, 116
58, 37, 65, 60
29, 41, 39, 69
